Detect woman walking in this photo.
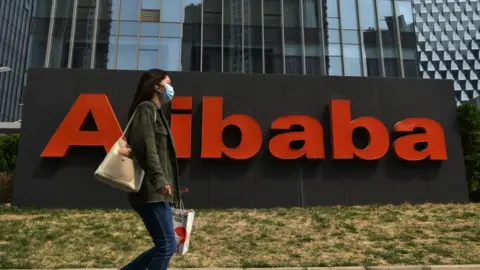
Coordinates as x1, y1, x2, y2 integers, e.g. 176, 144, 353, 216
122, 69, 181, 270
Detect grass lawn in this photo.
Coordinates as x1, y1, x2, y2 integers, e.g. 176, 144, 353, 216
1, 204, 480, 269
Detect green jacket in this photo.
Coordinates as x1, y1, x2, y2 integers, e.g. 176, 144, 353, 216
126, 101, 181, 205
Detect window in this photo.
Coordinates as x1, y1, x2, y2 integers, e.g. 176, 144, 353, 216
162, 0, 182, 22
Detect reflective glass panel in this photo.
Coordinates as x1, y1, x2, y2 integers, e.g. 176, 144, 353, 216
160, 38, 181, 71
119, 21, 138, 36
303, 0, 325, 75
29, 0, 53, 68
340, 0, 362, 76
202, 0, 222, 72
107, 36, 116, 69
120, 0, 139, 21
116, 36, 137, 70
224, 0, 243, 73
359, 0, 381, 76
141, 22, 160, 37
49, 0, 74, 68
244, 0, 263, 73
377, 0, 400, 77
162, 0, 182, 22
142, 0, 161, 10
182, 0, 202, 71
139, 49, 158, 70
161, 23, 182, 38
72, 0, 96, 69
324, 0, 342, 75
284, 0, 302, 74
396, 0, 418, 78
264, 0, 283, 73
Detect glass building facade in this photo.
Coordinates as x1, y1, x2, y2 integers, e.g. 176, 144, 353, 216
414, 0, 480, 105
0, 0, 35, 122
28, 0, 419, 77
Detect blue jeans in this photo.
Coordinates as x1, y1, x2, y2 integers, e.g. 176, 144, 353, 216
123, 202, 176, 270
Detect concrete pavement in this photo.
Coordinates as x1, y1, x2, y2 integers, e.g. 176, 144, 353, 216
5, 266, 480, 270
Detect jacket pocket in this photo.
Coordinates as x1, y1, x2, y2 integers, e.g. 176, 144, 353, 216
154, 126, 168, 135
154, 126, 169, 179
154, 126, 168, 150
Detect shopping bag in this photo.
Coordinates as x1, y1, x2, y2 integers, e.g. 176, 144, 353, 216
172, 201, 195, 256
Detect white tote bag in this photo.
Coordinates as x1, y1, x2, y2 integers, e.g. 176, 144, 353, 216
94, 102, 155, 193
172, 201, 195, 256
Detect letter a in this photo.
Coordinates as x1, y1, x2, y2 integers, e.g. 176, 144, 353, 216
201, 96, 262, 159
393, 118, 448, 161
41, 94, 122, 158
330, 99, 389, 160
269, 116, 325, 159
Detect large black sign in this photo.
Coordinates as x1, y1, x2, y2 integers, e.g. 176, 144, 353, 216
12, 68, 469, 209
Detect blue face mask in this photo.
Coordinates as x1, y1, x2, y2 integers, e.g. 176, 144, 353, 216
157, 83, 175, 103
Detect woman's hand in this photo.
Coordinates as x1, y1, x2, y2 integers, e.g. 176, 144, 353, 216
118, 147, 132, 157
160, 185, 172, 197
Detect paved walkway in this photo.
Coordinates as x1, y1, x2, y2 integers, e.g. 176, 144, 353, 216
5, 266, 480, 270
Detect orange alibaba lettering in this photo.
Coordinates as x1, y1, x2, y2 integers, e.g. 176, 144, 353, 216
330, 99, 389, 160
201, 96, 262, 159
393, 118, 448, 161
41, 95, 448, 161
269, 115, 325, 159
41, 94, 122, 158
170, 96, 193, 158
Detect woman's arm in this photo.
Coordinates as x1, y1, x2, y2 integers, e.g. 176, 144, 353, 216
129, 103, 169, 191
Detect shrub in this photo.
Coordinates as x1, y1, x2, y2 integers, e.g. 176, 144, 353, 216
0, 134, 20, 173
457, 103, 480, 200
0, 172, 13, 203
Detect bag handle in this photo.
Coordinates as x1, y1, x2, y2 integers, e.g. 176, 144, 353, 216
121, 101, 157, 138
176, 200, 185, 210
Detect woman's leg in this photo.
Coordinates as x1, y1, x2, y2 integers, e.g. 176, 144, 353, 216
145, 202, 177, 269
123, 202, 177, 270
122, 248, 155, 270
122, 204, 157, 270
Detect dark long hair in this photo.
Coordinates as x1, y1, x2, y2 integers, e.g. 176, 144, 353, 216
128, 69, 168, 118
